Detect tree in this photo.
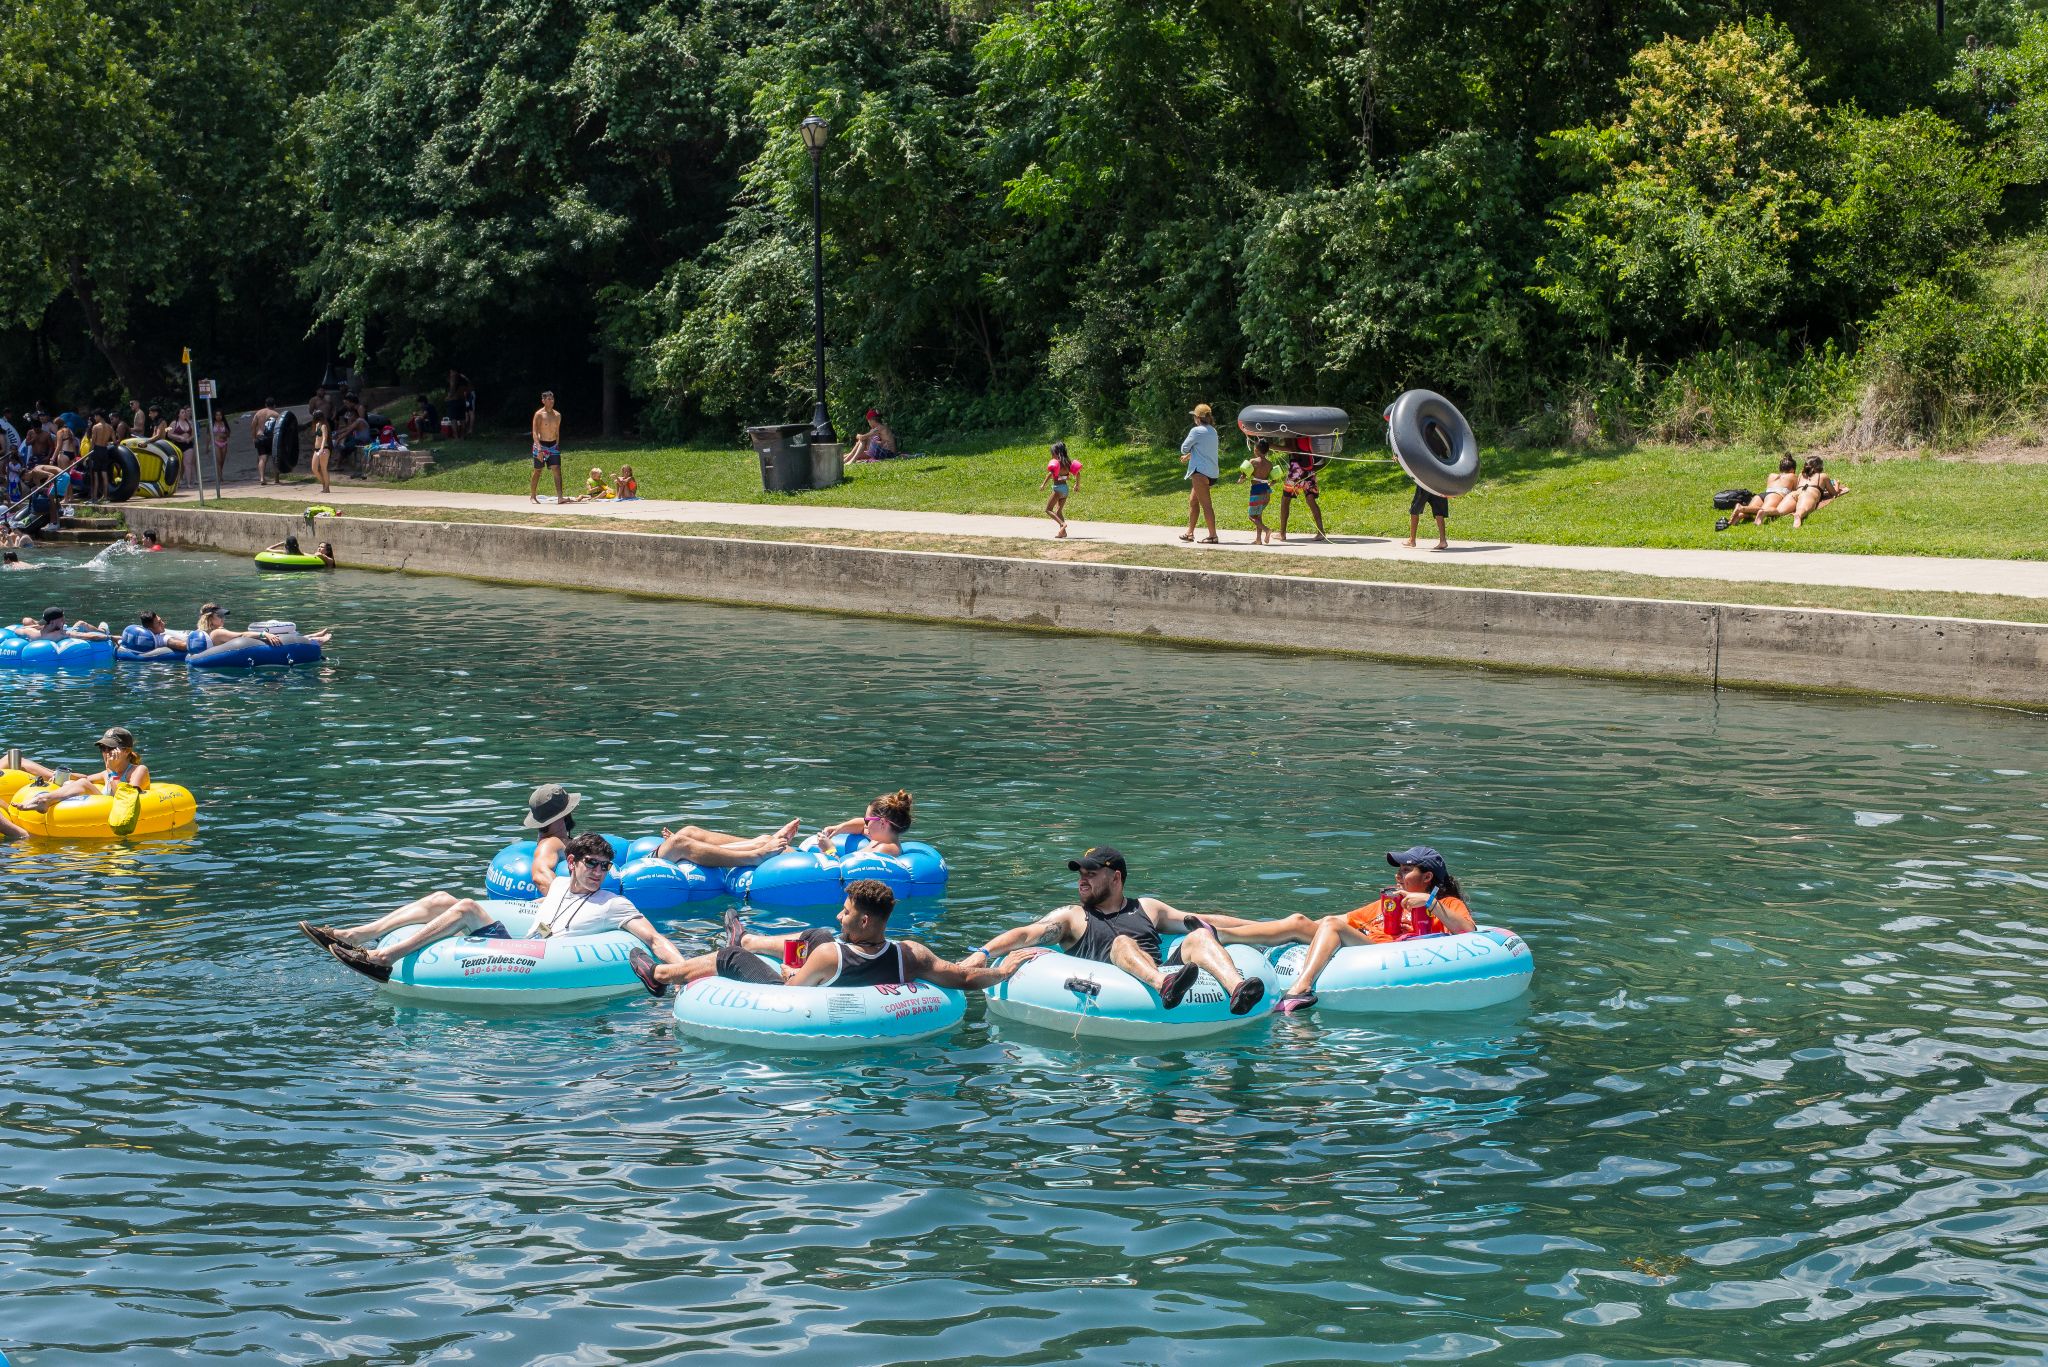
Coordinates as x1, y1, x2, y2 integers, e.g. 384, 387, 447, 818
1537, 20, 1825, 348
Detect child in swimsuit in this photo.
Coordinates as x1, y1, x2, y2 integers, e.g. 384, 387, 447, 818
1243, 437, 1275, 545
585, 466, 613, 500
615, 464, 639, 499
1280, 450, 1327, 542
1038, 441, 1081, 539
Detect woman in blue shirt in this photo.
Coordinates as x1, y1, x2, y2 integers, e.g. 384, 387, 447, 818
1178, 403, 1222, 543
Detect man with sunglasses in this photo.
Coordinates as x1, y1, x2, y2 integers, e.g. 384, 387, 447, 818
306, 831, 686, 983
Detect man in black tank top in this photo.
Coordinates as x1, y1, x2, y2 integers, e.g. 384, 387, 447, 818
634, 879, 1028, 995
968, 846, 1267, 1015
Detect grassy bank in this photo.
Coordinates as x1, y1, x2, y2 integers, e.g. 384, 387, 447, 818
377, 430, 2048, 561
209, 497, 2048, 624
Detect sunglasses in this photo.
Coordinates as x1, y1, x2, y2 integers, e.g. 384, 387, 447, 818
575, 856, 613, 870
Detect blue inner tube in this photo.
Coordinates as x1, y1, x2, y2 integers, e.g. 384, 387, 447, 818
985, 938, 1279, 1043
375, 900, 645, 1004
1269, 928, 1531, 1012
0, 627, 113, 671
672, 955, 966, 1050
729, 834, 949, 908
186, 637, 323, 669
617, 854, 730, 911
484, 834, 629, 901
115, 623, 187, 663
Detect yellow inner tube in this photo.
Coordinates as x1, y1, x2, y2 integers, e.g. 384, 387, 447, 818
3, 768, 198, 837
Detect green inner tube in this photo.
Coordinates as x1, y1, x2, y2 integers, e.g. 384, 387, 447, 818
254, 551, 328, 571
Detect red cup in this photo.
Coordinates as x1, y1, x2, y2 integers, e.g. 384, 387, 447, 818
782, 937, 806, 969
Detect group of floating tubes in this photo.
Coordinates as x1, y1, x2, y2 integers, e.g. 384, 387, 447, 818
0, 766, 198, 837
116, 623, 324, 669
483, 831, 950, 910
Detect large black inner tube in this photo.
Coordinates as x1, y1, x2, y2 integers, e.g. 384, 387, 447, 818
273, 411, 301, 474
1385, 389, 1481, 498
18, 489, 53, 533
1235, 405, 1351, 439
106, 445, 140, 503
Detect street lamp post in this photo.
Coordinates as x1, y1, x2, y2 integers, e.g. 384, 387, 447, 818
800, 115, 836, 444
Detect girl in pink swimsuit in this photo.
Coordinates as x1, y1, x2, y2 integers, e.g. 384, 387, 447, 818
1038, 441, 1082, 538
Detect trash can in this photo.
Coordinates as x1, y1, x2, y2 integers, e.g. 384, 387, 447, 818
809, 441, 844, 489
747, 423, 813, 492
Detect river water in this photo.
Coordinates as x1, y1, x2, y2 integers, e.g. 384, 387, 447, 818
1, 544, 2044, 1364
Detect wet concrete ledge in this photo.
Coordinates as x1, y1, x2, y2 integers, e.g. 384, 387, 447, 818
143, 508, 2048, 709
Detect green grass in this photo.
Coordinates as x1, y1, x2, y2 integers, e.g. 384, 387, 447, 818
391, 428, 2048, 561
206, 497, 2048, 623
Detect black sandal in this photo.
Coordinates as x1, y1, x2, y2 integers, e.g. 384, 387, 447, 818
1158, 962, 1200, 1009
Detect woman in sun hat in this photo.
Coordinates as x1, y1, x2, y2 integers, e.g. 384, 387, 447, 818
1178, 402, 1221, 543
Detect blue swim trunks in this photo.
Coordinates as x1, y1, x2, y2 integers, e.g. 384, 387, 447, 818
532, 442, 561, 469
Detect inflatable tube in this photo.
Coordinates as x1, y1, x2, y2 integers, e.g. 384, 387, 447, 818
672, 957, 966, 1050
185, 636, 322, 669
1270, 928, 1532, 1012
484, 833, 629, 901
120, 437, 183, 499
106, 444, 140, 502
986, 938, 1280, 1042
254, 551, 328, 571
1385, 389, 1481, 498
0, 768, 31, 804
273, 411, 301, 474
1235, 404, 1351, 440
115, 624, 186, 663
16, 489, 53, 534
377, 901, 645, 1005
617, 854, 729, 911
303, 504, 338, 519
0, 627, 114, 671
4, 776, 197, 837
729, 833, 949, 908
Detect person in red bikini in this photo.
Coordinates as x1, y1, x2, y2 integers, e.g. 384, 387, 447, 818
1184, 845, 1475, 1014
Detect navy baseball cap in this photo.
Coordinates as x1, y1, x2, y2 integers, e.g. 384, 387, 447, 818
1069, 845, 1128, 876
1386, 846, 1448, 882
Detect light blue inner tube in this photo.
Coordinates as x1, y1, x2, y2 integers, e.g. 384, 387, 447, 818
1269, 927, 1532, 1012
729, 833, 949, 908
376, 900, 644, 1004
484, 834, 628, 901
186, 637, 323, 669
0, 626, 113, 671
985, 937, 1279, 1042
672, 953, 966, 1050
617, 853, 729, 910
115, 623, 186, 663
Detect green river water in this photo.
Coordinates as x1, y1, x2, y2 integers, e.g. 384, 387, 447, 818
1, 543, 2044, 1365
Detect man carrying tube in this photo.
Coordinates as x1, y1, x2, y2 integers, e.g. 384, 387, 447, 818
967, 846, 1268, 1015
628, 878, 1023, 997
305, 831, 686, 983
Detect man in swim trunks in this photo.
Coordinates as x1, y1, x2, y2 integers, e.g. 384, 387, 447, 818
968, 846, 1267, 1014
529, 390, 564, 503
629, 878, 1023, 996
306, 831, 687, 983
249, 400, 281, 485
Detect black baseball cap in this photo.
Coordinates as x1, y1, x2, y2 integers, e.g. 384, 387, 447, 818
1068, 845, 1128, 876
1387, 845, 1449, 882
42, 607, 63, 622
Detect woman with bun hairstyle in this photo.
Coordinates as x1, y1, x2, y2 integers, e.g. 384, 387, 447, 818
815, 788, 914, 857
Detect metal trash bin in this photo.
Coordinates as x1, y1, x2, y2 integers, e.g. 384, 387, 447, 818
809, 441, 843, 489
747, 423, 813, 492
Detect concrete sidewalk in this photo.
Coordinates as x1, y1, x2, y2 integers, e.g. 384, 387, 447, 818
190, 479, 2048, 600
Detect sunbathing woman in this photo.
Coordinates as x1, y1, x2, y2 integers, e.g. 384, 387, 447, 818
1788, 456, 1848, 528
815, 788, 914, 857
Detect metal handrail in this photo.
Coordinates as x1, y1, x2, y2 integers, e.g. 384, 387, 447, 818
0, 448, 88, 528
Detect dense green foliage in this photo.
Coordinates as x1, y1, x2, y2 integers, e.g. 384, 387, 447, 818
7, 0, 2048, 446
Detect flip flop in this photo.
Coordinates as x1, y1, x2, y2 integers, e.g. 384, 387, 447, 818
1157, 962, 1200, 1009
629, 949, 668, 998
1229, 978, 1267, 1015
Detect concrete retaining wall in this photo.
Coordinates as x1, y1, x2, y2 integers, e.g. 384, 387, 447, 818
142, 508, 2048, 708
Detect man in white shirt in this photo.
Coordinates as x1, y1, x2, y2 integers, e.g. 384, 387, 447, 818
305, 832, 685, 983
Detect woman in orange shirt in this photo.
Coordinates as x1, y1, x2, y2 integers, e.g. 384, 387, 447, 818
1191, 845, 1475, 1015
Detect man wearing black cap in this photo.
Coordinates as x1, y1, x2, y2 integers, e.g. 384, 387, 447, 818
1188, 845, 1476, 1013
19, 607, 109, 640
967, 845, 1268, 1014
